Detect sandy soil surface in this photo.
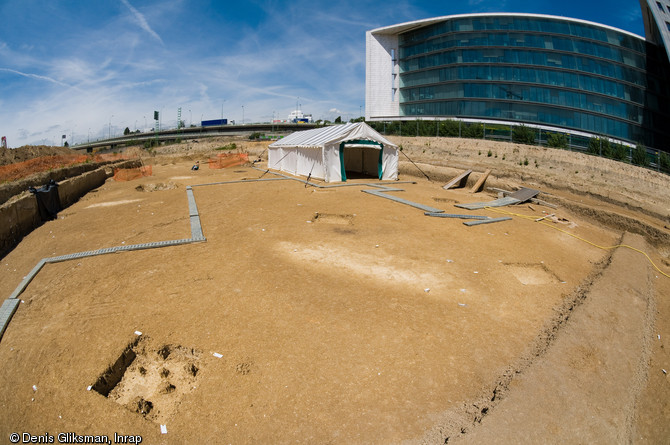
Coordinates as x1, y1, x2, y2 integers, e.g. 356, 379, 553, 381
0, 135, 668, 444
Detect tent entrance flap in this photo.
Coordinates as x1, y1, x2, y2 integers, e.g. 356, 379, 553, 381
339, 140, 383, 181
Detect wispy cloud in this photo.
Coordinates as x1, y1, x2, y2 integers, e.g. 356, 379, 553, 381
0, 68, 71, 87
120, 0, 164, 44
0, 0, 649, 147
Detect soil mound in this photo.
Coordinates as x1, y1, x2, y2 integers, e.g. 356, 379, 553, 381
0, 145, 73, 166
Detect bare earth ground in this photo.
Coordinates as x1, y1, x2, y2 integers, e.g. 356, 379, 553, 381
0, 136, 669, 444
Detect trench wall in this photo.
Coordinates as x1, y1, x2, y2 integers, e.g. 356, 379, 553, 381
0, 160, 141, 259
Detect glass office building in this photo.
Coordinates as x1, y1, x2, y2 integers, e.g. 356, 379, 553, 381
366, 8, 670, 151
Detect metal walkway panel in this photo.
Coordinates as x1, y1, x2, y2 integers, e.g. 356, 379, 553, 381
367, 184, 405, 192
463, 217, 512, 226
186, 187, 200, 217
424, 212, 490, 220
508, 187, 540, 203
190, 215, 204, 239
362, 189, 444, 213
0, 298, 21, 340
455, 196, 521, 210
8, 260, 46, 300
190, 177, 287, 187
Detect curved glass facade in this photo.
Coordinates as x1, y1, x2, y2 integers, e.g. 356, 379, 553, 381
391, 15, 670, 148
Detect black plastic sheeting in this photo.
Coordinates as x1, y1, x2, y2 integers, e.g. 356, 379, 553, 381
29, 180, 61, 221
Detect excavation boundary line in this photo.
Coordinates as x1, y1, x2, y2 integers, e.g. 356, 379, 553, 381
1, 171, 424, 342
0, 180, 206, 341
486, 206, 670, 280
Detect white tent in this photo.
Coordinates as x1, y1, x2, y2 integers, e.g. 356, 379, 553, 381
268, 122, 399, 182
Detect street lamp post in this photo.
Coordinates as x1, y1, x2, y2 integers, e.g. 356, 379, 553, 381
242, 105, 245, 125
109, 115, 114, 139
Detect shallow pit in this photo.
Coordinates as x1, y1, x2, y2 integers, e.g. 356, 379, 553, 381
91, 336, 202, 423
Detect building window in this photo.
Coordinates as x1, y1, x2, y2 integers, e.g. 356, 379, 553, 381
657, 1, 664, 12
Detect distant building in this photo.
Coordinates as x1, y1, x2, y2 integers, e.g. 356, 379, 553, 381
288, 109, 313, 123
366, 2, 670, 151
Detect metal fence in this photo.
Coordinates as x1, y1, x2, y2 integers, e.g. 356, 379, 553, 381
368, 119, 670, 175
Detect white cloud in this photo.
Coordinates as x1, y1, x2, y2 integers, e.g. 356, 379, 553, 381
0, 68, 71, 88
120, 0, 164, 44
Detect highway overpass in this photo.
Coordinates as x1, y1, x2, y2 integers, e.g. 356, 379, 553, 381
71, 122, 319, 152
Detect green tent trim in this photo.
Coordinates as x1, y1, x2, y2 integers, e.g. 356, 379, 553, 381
338, 139, 384, 182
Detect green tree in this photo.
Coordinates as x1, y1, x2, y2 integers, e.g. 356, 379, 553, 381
587, 137, 612, 157
401, 120, 416, 136
659, 151, 670, 173
124, 127, 131, 135
631, 144, 650, 167
587, 137, 600, 155
334, 116, 342, 123
512, 125, 536, 144
601, 139, 612, 158
439, 120, 460, 137
463, 123, 483, 139
546, 133, 568, 149
611, 143, 628, 161
384, 121, 400, 135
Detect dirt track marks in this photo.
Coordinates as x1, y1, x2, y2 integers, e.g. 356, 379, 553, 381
423, 232, 656, 444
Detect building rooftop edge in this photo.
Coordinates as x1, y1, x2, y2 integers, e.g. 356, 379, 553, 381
368, 12, 644, 41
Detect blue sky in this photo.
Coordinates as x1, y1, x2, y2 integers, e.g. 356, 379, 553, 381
0, 0, 645, 147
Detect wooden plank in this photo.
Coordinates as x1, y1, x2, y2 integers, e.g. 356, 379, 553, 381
535, 213, 555, 222
469, 169, 491, 193
442, 169, 472, 190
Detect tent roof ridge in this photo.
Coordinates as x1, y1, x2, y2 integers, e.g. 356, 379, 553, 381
269, 122, 397, 149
